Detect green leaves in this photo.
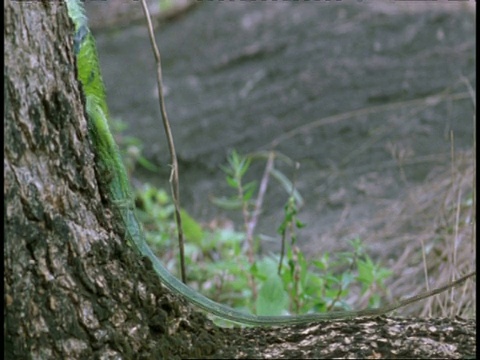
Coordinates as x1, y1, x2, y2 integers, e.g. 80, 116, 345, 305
221, 150, 251, 190
216, 150, 257, 208
256, 274, 289, 316
179, 209, 204, 244
270, 168, 304, 208
127, 149, 393, 325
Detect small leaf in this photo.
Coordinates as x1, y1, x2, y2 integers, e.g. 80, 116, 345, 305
137, 156, 160, 172
238, 158, 251, 177
256, 274, 289, 316
270, 169, 304, 207
180, 209, 204, 244
295, 219, 306, 229
357, 257, 375, 287
211, 196, 243, 210
243, 181, 257, 201
225, 176, 238, 188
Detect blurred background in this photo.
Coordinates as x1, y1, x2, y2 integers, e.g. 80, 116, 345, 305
85, 0, 475, 316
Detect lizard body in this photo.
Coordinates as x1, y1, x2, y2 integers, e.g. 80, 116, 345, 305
66, 0, 475, 326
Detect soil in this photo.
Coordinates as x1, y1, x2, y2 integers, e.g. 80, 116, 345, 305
91, 1, 475, 314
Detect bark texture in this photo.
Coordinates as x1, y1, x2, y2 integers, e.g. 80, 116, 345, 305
4, 2, 213, 358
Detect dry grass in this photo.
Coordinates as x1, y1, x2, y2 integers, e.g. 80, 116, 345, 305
383, 149, 475, 318
321, 147, 476, 318
305, 78, 476, 318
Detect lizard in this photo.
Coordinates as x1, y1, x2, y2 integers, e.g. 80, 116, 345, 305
65, 0, 476, 326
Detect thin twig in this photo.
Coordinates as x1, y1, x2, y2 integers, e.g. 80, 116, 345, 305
268, 91, 470, 149
277, 220, 287, 275
140, 0, 186, 283
450, 131, 459, 269
277, 162, 300, 275
327, 249, 359, 312
236, 164, 257, 304
246, 151, 275, 246
460, 75, 476, 268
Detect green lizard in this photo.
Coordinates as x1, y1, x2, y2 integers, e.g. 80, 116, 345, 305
66, 0, 475, 326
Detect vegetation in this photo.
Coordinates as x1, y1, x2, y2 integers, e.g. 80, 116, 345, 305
114, 124, 393, 325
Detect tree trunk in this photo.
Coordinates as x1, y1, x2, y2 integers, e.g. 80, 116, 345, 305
4, 1, 475, 359
4, 1, 212, 358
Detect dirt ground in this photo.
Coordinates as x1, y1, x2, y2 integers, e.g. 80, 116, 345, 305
90, 1, 475, 318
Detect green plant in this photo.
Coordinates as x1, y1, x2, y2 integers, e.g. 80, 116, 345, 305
110, 118, 159, 175
213, 151, 393, 319
118, 143, 393, 325
134, 184, 176, 249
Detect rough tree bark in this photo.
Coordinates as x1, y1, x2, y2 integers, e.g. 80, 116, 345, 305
4, 1, 475, 359
4, 1, 212, 358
